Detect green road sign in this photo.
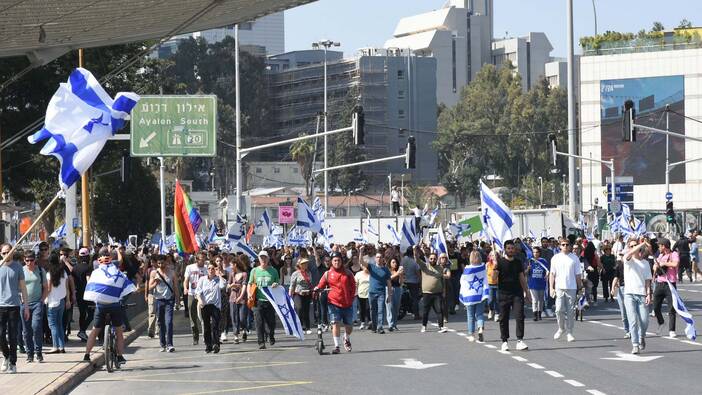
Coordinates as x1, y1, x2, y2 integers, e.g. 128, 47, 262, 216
130, 95, 217, 157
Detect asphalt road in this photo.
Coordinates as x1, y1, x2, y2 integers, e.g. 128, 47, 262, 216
71, 283, 702, 395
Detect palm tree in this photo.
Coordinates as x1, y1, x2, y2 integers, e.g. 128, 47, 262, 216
290, 134, 316, 198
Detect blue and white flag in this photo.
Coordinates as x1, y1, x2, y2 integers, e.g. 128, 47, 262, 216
287, 225, 310, 247
297, 196, 323, 235
429, 206, 439, 225
158, 237, 169, 254
528, 230, 536, 240
387, 224, 401, 245
480, 180, 513, 250
50, 223, 67, 239
430, 226, 448, 255
353, 228, 367, 244
107, 234, 116, 246
28, 68, 139, 190
83, 263, 137, 304
459, 264, 490, 306
228, 216, 245, 242
667, 279, 697, 340
233, 240, 258, 262
519, 239, 533, 260
400, 218, 418, 251
207, 223, 217, 243
254, 209, 273, 236
260, 285, 304, 340
577, 292, 587, 311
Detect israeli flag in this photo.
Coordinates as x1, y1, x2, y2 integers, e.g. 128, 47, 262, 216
387, 224, 401, 245
233, 240, 258, 262
400, 218, 417, 251
50, 223, 67, 239
577, 293, 587, 311
207, 223, 217, 243
28, 68, 139, 190
667, 280, 697, 340
312, 196, 325, 222
429, 206, 439, 225
528, 230, 536, 240
228, 216, 245, 242
519, 239, 533, 260
459, 264, 490, 306
480, 180, 513, 250
158, 237, 169, 254
431, 226, 448, 255
84, 263, 137, 304
353, 228, 368, 244
297, 196, 323, 235
255, 209, 273, 236
260, 285, 304, 340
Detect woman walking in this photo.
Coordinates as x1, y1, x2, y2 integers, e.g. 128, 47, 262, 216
46, 254, 70, 354
227, 257, 249, 344
460, 251, 487, 343
355, 265, 371, 330
149, 255, 178, 352
386, 258, 404, 331
289, 258, 313, 334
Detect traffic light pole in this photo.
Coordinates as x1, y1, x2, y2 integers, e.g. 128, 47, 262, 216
554, 150, 616, 216
312, 153, 407, 173
239, 125, 353, 155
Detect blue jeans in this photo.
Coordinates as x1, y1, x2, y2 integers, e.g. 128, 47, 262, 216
47, 300, 65, 350
616, 287, 630, 334
488, 286, 499, 313
386, 286, 402, 328
624, 293, 648, 347
466, 302, 485, 333
369, 292, 386, 330
22, 302, 43, 356
155, 298, 174, 347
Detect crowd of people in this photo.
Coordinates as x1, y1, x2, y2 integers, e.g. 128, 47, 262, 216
1, 229, 700, 373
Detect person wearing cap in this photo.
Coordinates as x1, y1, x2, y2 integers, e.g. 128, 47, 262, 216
622, 238, 653, 354
413, 246, 451, 334
652, 237, 679, 338
289, 258, 313, 334
72, 247, 94, 342
21, 250, 47, 363
248, 250, 280, 349
360, 247, 392, 334
316, 251, 356, 354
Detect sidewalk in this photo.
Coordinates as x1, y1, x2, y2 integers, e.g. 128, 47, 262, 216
0, 297, 147, 395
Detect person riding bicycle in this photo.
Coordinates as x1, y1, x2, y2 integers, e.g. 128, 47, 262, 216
315, 251, 356, 354
82, 247, 136, 364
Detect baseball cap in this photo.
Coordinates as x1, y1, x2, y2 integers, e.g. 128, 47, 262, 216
258, 250, 269, 258
79, 247, 90, 256
330, 251, 343, 259
657, 237, 671, 249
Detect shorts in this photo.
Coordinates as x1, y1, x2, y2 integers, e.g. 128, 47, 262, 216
94, 303, 124, 329
328, 303, 353, 326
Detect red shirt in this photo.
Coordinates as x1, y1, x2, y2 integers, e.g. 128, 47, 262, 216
317, 266, 356, 308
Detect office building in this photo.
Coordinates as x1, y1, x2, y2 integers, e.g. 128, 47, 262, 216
492, 32, 554, 91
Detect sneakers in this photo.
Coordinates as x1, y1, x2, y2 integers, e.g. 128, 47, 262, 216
640, 338, 646, 350
82, 354, 91, 362
438, 327, 448, 333
477, 332, 484, 343
545, 309, 555, 317
388, 327, 394, 332
259, 344, 266, 350
167, 346, 175, 353
36, 354, 43, 363
500, 342, 509, 351
344, 337, 352, 352
553, 329, 563, 340
305, 330, 312, 335
220, 333, 227, 342
487, 311, 494, 320
269, 336, 276, 346
160, 347, 166, 352
566, 333, 575, 342
516, 340, 528, 351
331, 347, 341, 354
657, 323, 666, 335
213, 345, 220, 354
26, 355, 34, 363
1, 358, 9, 372
359, 323, 365, 330
117, 355, 127, 364
668, 331, 676, 338
376, 329, 385, 334
77, 331, 88, 342
624, 332, 631, 339
242, 332, 247, 342
467, 335, 475, 342
494, 314, 500, 322
234, 335, 240, 344
421, 326, 427, 333
192, 338, 199, 346
631, 345, 640, 354
7, 364, 16, 374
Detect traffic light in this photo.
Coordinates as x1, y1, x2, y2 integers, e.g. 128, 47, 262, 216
622, 99, 636, 142
405, 136, 416, 169
666, 200, 675, 224
121, 153, 131, 183
353, 105, 365, 145
548, 133, 557, 166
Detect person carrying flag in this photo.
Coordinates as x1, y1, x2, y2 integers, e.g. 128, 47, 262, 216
82, 247, 137, 364
315, 252, 356, 354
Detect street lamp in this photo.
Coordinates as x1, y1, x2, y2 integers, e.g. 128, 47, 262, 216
312, 39, 341, 215
538, 176, 543, 208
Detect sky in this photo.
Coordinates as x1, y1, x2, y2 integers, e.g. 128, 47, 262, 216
285, 0, 702, 58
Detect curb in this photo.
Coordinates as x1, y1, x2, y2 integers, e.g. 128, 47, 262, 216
38, 315, 148, 395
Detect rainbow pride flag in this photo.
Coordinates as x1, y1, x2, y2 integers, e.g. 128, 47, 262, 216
174, 180, 202, 254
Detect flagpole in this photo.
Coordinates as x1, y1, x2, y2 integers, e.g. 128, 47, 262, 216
3, 191, 62, 264
79, 48, 91, 248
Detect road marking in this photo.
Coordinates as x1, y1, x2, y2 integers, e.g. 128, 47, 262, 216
564, 379, 585, 387
97, 362, 305, 380
130, 348, 301, 363
600, 351, 662, 362
680, 340, 702, 346
447, 328, 457, 332
180, 381, 313, 395
511, 356, 528, 362
545, 371, 564, 378
484, 344, 497, 349
527, 363, 544, 369
587, 390, 608, 395
456, 332, 467, 337
497, 350, 511, 355
384, 358, 447, 370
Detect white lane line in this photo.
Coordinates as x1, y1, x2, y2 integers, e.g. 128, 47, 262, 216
447, 328, 457, 332
587, 390, 608, 395
680, 340, 702, 346
588, 320, 603, 324
527, 363, 545, 369
512, 356, 528, 362
484, 344, 497, 349
545, 370, 564, 378
497, 350, 511, 355
564, 379, 585, 387
456, 332, 467, 337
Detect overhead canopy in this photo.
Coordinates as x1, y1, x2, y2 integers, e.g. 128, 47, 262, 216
0, 0, 315, 64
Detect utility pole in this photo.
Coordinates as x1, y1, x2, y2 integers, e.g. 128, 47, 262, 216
235, 24, 242, 218
566, 0, 578, 219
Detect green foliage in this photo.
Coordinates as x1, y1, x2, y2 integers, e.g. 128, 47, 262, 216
327, 86, 366, 194
434, 63, 567, 206
290, 136, 316, 198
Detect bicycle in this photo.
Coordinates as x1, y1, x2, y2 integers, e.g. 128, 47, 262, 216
104, 302, 136, 373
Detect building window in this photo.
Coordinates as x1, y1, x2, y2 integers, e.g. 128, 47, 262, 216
398, 90, 405, 99
398, 109, 405, 119
397, 70, 404, 80
239, 22, 253, 30
292, 168, 299, 174
255, 167, 262, 173
199, 205, 209, 216
274, 167, 280, 174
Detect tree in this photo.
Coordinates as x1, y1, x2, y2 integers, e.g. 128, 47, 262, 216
326, 86, 366, 194
651, 21, 665, 32
290, 136, 317, 198
678, 19, 693, 29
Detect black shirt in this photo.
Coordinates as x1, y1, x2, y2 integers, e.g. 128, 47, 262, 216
614, 261, 625, 286
674, 238, 690, 258
72, 262, 93, 298
497, 256, 524, 295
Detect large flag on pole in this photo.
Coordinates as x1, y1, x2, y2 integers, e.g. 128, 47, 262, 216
254, 209, 273, 236
297, 196, 323, 235
28, 68, 139, 190
260, 286, 304, 340
667, 279, 697, 340
174, 180, 202, 254
480, 180, 514, 249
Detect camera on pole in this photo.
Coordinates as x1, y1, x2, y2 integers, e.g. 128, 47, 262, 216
405, 136, 416, 169
548, 133, 557, 166
353, 105, 365, 145
622, 99, 636, 142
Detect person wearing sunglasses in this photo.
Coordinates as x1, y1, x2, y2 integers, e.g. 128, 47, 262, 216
0, 244, 31, 374
622, 239, 653, 354
550, 239, 582, 343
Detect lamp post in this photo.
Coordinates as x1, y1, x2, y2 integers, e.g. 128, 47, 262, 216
538, 176, 543, 208
312, 39, 340, 215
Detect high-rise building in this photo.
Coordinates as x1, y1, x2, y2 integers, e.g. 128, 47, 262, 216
492, 32, 554, 91
384, 0, 493, 106
266, 48, 439, 187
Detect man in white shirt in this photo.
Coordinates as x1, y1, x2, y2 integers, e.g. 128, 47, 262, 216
183, 252, 207, 345
195, 261, 227, 354
390, 187, 400, 216
549, 239, 582, 342
622, 239, 653, 355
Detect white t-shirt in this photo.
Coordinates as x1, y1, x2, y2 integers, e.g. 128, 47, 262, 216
613, 241, 625, 259
623, 257, 652, 296
184, 263, 207, 293
550, 253, 582, 290
45, 272, 67, 308
391, 190, 400, 202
